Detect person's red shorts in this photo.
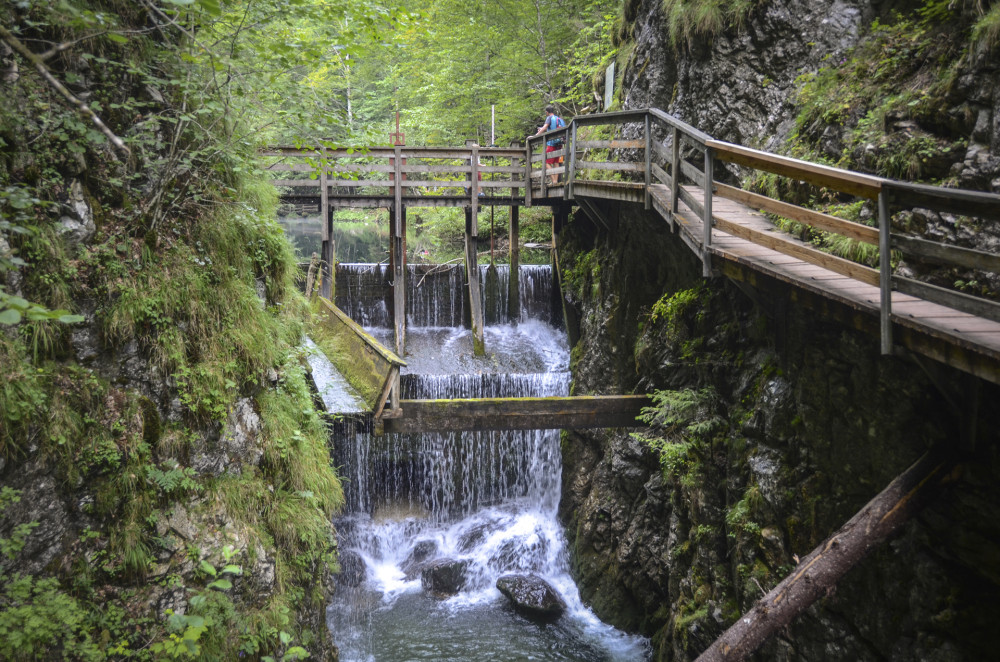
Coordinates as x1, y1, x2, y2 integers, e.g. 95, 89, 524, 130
546, 144, 560, 166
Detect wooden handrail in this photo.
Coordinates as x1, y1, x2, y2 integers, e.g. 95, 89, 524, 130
706, 139, 885, 200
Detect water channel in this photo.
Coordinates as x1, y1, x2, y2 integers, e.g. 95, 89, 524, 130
312, 260, 649, 661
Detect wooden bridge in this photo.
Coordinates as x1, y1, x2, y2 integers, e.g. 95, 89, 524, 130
268, 107, 1000, 430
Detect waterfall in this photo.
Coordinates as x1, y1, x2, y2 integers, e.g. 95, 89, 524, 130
335, 263, 555, 327
322, 286, 648, 661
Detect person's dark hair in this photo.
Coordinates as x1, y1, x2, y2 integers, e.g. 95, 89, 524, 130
545, 105, 556, 115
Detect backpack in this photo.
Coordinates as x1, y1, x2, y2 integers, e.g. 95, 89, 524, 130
548, 115, 566, 146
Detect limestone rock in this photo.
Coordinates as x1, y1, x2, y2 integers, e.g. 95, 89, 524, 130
401, 539, 437, 580
191, 398, 263, 476
420, 558, 469, 597
496, 574, 566, 621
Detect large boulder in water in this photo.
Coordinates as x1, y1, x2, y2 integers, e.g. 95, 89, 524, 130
496, 574, 566, 621
401, 539, 438, 580
421, 558, 470, 597
338, 550, 366, 587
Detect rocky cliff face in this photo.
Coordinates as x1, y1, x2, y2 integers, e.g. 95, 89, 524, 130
558, 4, 1000, 655
559, 199, 1000, 660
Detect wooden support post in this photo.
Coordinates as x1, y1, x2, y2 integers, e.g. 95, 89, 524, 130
509, 205, 520, 322
695, 449, 960, 662
644, 113, 652, 210
470, 142, 479, 223
551, 205, 568, 327
465, 207, 485, 356
702, 146, 714, 277
541, 139, 548, 199
671, 126, 680, 214
391, 204, 406, 357
568, 121, 577, 200
879, 190, 893, 355
320, 157, 332, 299
525, 142, 533, 207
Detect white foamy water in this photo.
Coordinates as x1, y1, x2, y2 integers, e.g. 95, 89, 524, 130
321, 303, 649, 661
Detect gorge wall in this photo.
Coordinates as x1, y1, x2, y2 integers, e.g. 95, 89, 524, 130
559, 0, 1000, 659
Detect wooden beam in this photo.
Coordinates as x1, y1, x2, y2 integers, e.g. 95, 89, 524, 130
465, 208, 485, 356
696, 449, 960, 662
707, 140, 884, 200
713, 216, 880, 286
884, 181, 1000, 220
509, 204, 520, 322
381, 395, 652, 433
714, 182, 879, 245
892, 233, 1000, 272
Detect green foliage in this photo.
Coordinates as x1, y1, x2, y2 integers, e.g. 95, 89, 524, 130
660, 0, 759, 51
791, 1, 970, 182
972, 3, 1000, 53
0, 575, 103, 661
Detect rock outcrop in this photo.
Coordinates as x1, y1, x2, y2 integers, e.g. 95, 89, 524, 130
496, 574, 567, 621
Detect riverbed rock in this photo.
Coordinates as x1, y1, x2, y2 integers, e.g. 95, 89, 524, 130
420, 558, 469, 597
401, 539, 437, 580
496, 574, 566, 621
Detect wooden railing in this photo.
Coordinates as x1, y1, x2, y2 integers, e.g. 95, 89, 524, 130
265, 108, 1000, 360
263, 145, 527, 202
528, 108, 1000, 356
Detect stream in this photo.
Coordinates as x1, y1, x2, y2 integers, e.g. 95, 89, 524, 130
317, 264, 650, 661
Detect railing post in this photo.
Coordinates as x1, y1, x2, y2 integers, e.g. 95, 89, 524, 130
879, 188, 893, 355
644, 113, 651, 210
319, 148, 332, 299
567, 121, 577, 200
671, 127, 680, 213
524, 141, 533, 207
541, 138, 548, 198
702, 145, 714, 277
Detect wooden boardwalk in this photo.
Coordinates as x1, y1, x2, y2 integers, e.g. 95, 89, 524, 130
267, 106, 1000, 388
648, 184, 1000, 384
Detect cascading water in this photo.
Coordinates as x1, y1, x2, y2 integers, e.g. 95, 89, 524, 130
323, 264, 649, 661
336, 262, 556, 328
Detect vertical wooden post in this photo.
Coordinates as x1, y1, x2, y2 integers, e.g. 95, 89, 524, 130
320, 152, 332, 299
670, 127, 680, 214
390, 146, 406, 356
509, 204, 520, 322
879, 189, 892, 355
567, 121, 577, 200
470, 143, 479, 222
465, 207, 485, 355
702, 146, 714, 278
644, 113, 652, 210
391, 205, 406, 357
541, 138, 548, 199
551, 204, 568, 327
525, 141, 533, 207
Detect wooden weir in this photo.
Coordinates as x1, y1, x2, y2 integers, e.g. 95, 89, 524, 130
267, 106, 1000, 433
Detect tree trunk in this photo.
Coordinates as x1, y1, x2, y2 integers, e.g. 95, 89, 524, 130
696, 449, 961, 662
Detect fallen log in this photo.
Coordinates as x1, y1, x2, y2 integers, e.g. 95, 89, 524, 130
696, 449, 961, 662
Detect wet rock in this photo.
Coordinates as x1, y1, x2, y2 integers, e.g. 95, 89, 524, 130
338, 550, 366, 587
401, 539, 437, 580
488, 529, 549, 574
457, 517, 504, 552
191, 398, 263, 476
496, 574, 566, 621
56, 180, 95, 248
420, 558, 469, 597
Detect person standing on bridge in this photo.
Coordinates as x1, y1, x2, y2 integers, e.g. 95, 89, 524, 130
534, 105, 566, 186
